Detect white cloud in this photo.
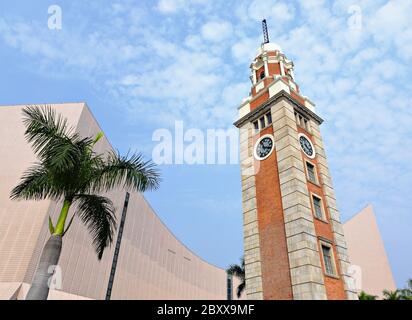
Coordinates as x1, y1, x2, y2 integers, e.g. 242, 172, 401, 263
222, 82, 250, 107
157, 0, 185, 13
248, 0, 294, 23
271, 2, 295, 22
348, 48, 380, 67
184, 34, 205, 50
156, 0, 210, 14
368, 0, 412, 59
231, 36, 260, 64
201, 21, 233, 42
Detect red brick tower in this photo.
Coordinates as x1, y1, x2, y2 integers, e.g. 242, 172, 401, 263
234, 24, 357, 300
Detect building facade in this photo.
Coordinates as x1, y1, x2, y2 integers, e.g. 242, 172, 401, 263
343, 205, 396, 298
234, 43, 358, 300
0, 103, 235, 300
0, 101, 396, 300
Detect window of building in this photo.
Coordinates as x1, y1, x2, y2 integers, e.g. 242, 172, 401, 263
312, 195, 324, 220
304, 119, 309, 131
106, 192, 130, 300
266, 112, 272, 125
321, 243, 336, 276
306, 161, 317, 184
253, 121, 259, 133
259, 116, 266, 129
253, 112, 273, 134
294, 111, 309, 131
294, 111, 299, 125
259, 71, 265, 80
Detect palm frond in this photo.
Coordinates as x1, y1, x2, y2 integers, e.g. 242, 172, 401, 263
42, 136, 88, 172
74, 194, 117, 259
227, 264, 244, 279
22, 106, 93, 173
358, 291, 377, 300
23, 105, 72, 154
227, 258, 245, 280
91, 151, 160, 193
383, 289, 401, 300
10, 164, 60, 200
237, 281, 245, 299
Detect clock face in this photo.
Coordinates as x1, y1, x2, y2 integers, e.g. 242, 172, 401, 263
299, 134, 315, 158
254, 136, 274, 160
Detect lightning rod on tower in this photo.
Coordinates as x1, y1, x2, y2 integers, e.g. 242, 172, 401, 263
262, 19, 270, 44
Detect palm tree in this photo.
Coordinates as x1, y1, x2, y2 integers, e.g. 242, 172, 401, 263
399, 279, 412, 300
382, 289, 401, 300
227, 257, 245, 299
358, 291, 377, 300
10, 106, 160, 300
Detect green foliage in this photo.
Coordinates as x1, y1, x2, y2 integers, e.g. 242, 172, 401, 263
398, 279, 412, 300
359, 279, 412, 300
11, 106, 160, 260
382, 279, 412, 300
227, 257, 245, 298
358, 291, 377, 300
75, 194, 117, 259
382, 289, 402, 300
48, 216, 55, 234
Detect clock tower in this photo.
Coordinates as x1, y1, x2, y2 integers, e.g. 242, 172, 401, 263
234, 22, 357, 300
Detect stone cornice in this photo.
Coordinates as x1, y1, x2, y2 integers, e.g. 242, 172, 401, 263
234, 90, 324, 128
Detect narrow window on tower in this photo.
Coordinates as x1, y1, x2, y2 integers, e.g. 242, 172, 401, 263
294, 111, 310, 131
299, 115, 305, 128
253, 120, 259, 134
321, 243, 337, 276
312, 195, 325, 220
304, 119, 309, 131
259, 71, 265, 80
266, 112, 272, 125
306, 161, 317, 184
259, 116, 265, 129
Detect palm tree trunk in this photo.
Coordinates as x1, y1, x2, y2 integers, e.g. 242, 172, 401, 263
26, 199, 71, 300
25, 235, 62, 300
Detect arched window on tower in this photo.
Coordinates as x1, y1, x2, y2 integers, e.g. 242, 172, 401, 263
259, 71, 265, 80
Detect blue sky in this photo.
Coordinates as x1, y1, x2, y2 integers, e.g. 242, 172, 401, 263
0, 0, 411, 288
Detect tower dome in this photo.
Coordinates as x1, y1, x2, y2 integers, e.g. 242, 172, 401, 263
255, 42, 283, 58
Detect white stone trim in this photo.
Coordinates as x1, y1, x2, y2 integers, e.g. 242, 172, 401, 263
255, 80, 265, 93
280, 60, 285, 76
267, 77, 291, 98
319, 240, 339, 278
310, 192, 327, 222
263, 59, 269, 77
304, 160, 319, 185
271, 101, 327, 300
289, 80, 297, 91
252, 69, 257, 85
238, 102, 251, 119
289, 69, 295, 80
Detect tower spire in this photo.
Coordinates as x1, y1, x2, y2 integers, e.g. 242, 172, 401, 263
262, 19, 269, 44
